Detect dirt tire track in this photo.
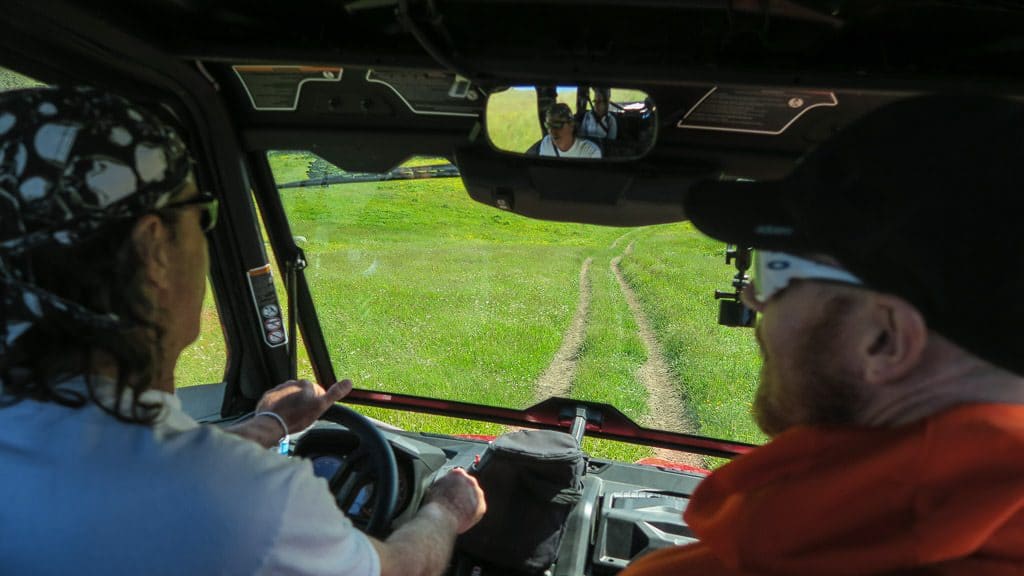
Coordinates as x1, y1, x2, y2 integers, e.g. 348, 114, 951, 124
533, 257, 593, 401
609, 230, 634, 250
612, 242, 704, 468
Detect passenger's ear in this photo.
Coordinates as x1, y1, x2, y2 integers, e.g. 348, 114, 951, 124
131, 214, 173, 292
859, 294, 927, 385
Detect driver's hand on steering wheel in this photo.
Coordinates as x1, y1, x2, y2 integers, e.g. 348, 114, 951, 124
256, 378, 353, 435
424, 468, 487, 534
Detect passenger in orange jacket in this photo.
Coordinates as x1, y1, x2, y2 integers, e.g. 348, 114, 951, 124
623, 94, 1024, 575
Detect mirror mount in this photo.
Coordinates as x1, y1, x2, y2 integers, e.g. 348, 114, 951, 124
714, 246, 756, 328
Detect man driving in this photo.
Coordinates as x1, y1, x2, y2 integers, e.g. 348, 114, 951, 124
0, 86, 486, 576
623, 93, 1024, 575
537, 103, 602, 159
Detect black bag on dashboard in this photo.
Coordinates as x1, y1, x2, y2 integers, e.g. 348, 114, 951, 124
456, 429, 585, 575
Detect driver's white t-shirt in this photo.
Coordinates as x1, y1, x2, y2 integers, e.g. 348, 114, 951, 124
538, 135, 602, 159
0, 377, 380, 576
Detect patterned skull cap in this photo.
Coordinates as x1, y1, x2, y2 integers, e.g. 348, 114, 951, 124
0, 85, 192, 257
0, 86, 193, 350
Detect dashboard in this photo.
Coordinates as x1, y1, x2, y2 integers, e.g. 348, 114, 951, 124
293, 421, 705, 574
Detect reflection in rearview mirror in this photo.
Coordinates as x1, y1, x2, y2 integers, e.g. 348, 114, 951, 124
485, 85, 657, 161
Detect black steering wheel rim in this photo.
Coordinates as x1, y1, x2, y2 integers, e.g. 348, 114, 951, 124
317, 404, 399, 538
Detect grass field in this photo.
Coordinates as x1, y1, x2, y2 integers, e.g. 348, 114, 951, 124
177, 151, 766, 461
0, 69, 44, 91
620, 226, 767, 446
486, 89, 544, 153
571, 236, 652, 463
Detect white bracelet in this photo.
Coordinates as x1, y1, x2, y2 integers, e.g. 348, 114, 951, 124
254, 411, 289, 441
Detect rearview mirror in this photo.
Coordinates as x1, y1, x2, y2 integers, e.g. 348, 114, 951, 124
485, 85, 657, 161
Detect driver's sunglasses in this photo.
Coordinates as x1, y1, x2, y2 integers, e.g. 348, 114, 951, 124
161, 191, 219, 232
752, 251, 863, 304
545, 121, 568, 130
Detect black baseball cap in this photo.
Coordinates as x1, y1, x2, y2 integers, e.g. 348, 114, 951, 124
685, 93, 1024, 376
545, 103, 574, 125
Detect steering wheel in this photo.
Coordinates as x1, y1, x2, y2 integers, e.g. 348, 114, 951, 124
317, 404, 399, 538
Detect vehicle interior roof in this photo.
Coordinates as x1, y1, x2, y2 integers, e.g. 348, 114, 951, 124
41, 0, 1024, 79
5, 0, 1024, 215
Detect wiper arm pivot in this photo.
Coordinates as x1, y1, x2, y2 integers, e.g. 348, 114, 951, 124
563, 405, 603, 445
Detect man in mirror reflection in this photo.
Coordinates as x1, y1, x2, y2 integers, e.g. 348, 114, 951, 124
536, 103, 601, 159
580, 88, 618, 143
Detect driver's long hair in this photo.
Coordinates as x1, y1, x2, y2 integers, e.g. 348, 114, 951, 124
0, 211, 180, 424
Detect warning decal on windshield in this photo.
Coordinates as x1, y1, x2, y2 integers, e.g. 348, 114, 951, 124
678, 87, 838, 135
247, 264, 288, 348
233, 66, 343, 111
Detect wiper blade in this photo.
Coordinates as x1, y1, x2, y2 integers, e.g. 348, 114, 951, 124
278, 163, 460, 189
342, 389, 754, 459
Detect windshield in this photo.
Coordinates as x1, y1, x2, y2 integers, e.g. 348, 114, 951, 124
267, 152, 765, 460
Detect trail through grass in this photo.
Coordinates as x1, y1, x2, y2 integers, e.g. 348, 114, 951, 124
177, 153, 765, 462
620, 224, 767, 447
572, 234, 652, 463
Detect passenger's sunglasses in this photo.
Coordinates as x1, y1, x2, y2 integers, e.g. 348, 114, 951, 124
545, 121, 569, 130
753, 251, 863, 304
161, 191, 219, 232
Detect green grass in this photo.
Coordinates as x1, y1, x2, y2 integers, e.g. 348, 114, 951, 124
0, 67, 45, 91
573, 241, 648, 420
572, 234, 652, 462
309, 239, 585, 407
174, 285, 229, 387
176, 152, 765, 463
266, 151, 320, 183
256, 173, 629, 448
486, 89, 545, 153
610, 89, 647, 103
619, 224, 767, 447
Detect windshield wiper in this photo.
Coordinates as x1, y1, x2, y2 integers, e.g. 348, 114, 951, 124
278, 163, 460, 189
342, 389, 754, 459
